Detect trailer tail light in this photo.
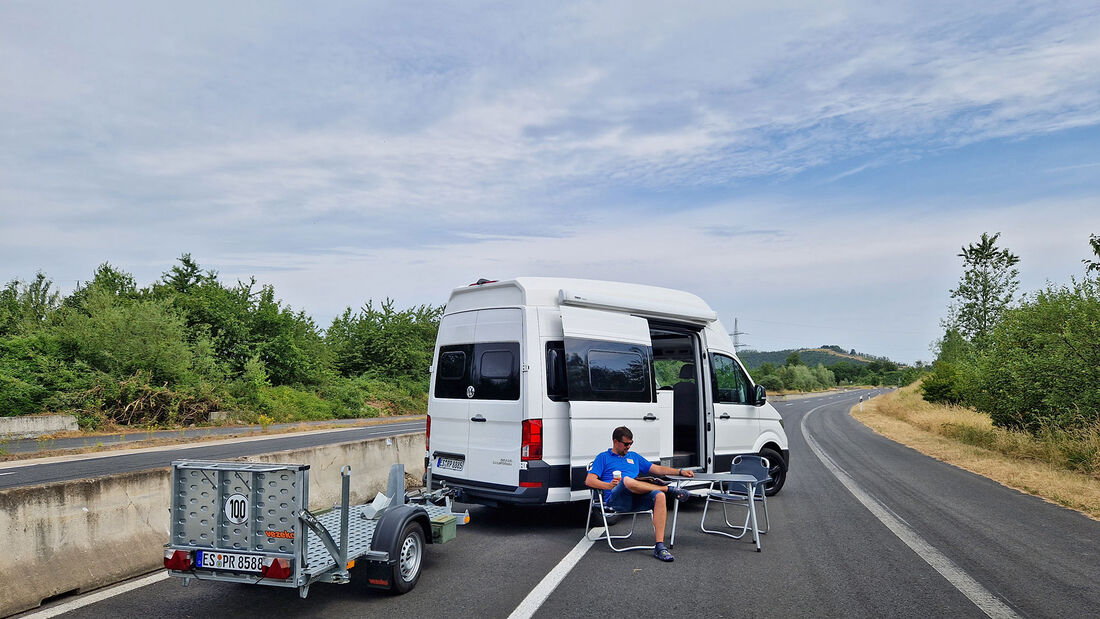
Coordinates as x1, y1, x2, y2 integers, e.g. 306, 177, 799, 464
519, 481, 543, 488
163, 549, 191, 571
426, 415, 431, 452
521, 419, 543, 461
261, 557, 292, 580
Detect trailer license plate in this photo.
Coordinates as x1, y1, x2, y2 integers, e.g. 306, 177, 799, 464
197, 550, 264, 572
437, 456, 464, 471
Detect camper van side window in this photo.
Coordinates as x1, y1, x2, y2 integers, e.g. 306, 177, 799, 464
546, 341, 568, 401
563, 338, 653, 403
589, 350, 647, 393
711, 354, 749, 404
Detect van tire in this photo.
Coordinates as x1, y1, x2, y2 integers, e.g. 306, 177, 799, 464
760, 447, 787, 496
389, 522, 425, 595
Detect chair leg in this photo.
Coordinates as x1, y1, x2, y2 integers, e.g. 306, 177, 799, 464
587, 493, 654, 552
701, 495, 750, 540
758, 490, 770, 534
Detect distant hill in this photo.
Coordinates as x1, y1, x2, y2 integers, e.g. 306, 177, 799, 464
738, 345, 895, 369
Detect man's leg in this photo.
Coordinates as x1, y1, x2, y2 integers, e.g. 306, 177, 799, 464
652, 491, 667, 543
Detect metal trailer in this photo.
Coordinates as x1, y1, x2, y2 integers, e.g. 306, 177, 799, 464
163, 459, 469, 598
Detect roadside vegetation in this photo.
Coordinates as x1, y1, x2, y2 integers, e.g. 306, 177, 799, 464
0, 255, 440, 430
922, 233, 1099, 434
854, 232, 1100, 519
748, 350, 925, 393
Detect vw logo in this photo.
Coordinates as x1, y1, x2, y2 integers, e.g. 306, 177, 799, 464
466, 386, 475, 398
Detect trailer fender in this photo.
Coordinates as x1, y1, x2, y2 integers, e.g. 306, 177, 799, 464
363, 504, 431, 591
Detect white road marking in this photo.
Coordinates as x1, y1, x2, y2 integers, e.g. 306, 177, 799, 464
0, 472, 15, 476
21, 571, 168, 618
507, 529, 597, 619
802, 405, 1020, 619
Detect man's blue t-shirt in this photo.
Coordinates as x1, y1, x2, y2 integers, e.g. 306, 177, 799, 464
590, 448, 653, 502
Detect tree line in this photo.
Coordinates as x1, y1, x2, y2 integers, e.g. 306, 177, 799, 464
922, 233, 1100, 432
0, 255, 441, 428
748, 350, 924, 393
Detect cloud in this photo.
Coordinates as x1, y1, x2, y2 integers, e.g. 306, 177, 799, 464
2, 1, 1100, 363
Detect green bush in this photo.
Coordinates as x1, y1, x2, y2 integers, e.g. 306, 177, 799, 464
975, 279, 1100, 430
921, 362, 964, 405
756, 374, 785, 392
55, 288, 194, 386
327, 299, 441, 380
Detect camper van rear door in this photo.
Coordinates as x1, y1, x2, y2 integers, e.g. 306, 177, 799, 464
559, 307, 660, 470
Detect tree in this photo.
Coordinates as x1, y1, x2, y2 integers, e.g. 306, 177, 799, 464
784, 351, 802, 367
1084, 233, 1100, 276
162, 253, 207, 294
0, 273, 60, 336
944, 232, 1020, 345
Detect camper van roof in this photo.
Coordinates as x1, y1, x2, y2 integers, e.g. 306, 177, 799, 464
447, 277, 719, 324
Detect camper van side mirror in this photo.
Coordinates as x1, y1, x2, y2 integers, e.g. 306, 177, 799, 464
754, 384, 767, 406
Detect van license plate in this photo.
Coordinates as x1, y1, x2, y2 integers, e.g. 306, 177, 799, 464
196, 550, 264, 572
437, 456, 464, 471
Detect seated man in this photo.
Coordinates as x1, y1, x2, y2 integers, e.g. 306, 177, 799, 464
586, 426, 695, 562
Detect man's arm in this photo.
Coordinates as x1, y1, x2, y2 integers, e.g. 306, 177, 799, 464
648, 463, 695, 478
586, 472, 619, 490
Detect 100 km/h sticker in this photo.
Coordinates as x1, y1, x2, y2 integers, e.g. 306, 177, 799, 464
224, 493, 249, 524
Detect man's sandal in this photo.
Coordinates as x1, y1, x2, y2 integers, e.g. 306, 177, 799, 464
654, 544, 675, 562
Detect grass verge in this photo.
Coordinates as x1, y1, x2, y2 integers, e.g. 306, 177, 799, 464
852, 383, 1100, 520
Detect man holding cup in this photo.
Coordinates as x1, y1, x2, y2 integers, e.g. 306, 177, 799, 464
585, 426, 694, 562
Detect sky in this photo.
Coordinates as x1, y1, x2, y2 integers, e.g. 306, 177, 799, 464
2, 1, 1099, 364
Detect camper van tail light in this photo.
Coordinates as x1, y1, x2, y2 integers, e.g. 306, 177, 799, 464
164, 549, 191, 571
261, 557, 292, 580
520, 481, 543, 488
521, 419, 543, 461
426, 415, 431, 452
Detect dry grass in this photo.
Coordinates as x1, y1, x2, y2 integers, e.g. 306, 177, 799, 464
852, 383, 1100, 520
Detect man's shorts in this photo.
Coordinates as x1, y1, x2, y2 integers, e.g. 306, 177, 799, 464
607, 480, 659, 512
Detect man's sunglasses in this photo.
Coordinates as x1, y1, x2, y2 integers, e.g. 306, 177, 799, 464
618, 439, 633, 447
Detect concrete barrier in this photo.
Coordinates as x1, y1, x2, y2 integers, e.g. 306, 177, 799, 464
0, 432, 426, 617
0, 415, 78, 439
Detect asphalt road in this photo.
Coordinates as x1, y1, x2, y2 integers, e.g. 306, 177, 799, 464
0, 417, 402, 455
17, 390, 1100, 618
0, 420, 425, 489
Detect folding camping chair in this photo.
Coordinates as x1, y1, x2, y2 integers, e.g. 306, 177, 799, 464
584, 464, 655, 552
700, 455, 771, 543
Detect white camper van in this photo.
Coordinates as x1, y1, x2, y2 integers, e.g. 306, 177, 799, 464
425, 278, 789, 507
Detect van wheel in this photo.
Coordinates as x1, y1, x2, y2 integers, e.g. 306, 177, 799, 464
760, 447, 787, 496
389, 522, 424, 595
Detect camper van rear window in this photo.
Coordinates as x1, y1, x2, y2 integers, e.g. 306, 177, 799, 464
439, 351, 466, 380
434, 343, 520, 400
480, 351, 514, 379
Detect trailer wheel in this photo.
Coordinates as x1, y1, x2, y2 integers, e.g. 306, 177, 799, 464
390, 522, 424, 594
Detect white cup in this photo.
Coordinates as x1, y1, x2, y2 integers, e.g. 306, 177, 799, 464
613, 470, 622, 480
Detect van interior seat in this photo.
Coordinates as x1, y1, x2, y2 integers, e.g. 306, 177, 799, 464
673, 364, 698, 454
